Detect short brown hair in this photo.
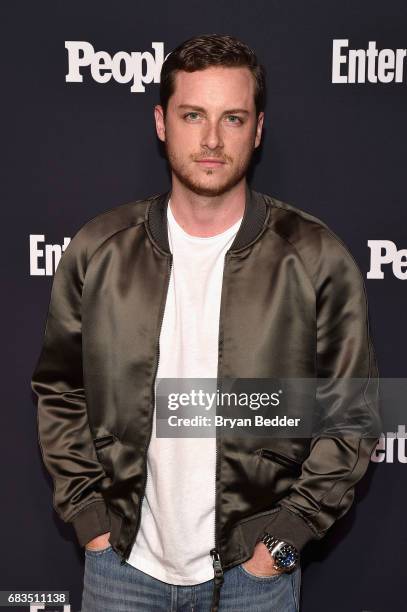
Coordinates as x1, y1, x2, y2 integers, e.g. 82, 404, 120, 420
160, 33, 266, 117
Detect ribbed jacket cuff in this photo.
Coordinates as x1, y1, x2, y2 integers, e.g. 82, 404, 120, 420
71, 501, 111, 547
262, 505, 319, 552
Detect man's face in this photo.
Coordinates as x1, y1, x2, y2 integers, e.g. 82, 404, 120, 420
154, 66, 264, 197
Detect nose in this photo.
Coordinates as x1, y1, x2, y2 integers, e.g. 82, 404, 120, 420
200, 119, 224, 152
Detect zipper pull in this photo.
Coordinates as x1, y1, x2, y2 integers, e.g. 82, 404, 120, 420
210, 548, 224, 584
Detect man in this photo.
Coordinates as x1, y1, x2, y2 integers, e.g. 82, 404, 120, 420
31, 34, 380, 611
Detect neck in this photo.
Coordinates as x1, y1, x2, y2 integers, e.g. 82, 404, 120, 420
169, 175, 246, 238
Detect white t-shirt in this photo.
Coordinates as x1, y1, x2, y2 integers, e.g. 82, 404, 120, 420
126, 198, 242, 585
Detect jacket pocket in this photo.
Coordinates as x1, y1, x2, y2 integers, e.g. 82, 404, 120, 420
93, 434, 115, 450
256, 448, 302, 474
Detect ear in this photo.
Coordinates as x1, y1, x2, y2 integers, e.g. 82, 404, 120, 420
254, 111, 264, 149
154, 105, 166, 142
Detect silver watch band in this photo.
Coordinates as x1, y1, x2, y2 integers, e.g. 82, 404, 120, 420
261, 532, 299, 570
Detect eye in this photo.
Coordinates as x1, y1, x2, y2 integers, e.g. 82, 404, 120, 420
225, 115, 243, 124
184, 112, 201, 121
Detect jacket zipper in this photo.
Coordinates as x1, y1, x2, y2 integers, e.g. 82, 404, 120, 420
120, 254, 173, 564
209, 252, 230, 606
209, 431, 224, 592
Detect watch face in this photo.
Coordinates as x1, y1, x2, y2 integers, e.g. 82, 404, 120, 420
274, 544, 298, 570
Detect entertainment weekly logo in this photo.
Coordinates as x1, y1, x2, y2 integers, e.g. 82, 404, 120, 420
65, 41, 169, 93
29, 235, 70, 276
371, 426, 407, 464
332, 39, 407, 83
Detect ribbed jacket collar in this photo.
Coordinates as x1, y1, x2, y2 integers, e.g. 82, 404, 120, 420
147, 182, 268, 254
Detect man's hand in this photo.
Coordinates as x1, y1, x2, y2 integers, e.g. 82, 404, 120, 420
85, 531, 111, 551
241, 541, 285, 577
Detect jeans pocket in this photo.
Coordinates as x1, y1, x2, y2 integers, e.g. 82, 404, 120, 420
238, 562, 285, 582
84, 545, 113, 557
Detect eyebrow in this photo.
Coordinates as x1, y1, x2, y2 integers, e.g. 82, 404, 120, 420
177, 104, 250, 115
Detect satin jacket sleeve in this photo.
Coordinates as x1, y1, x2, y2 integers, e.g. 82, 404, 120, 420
263, 224, 381, 552
30, 227, 111, 548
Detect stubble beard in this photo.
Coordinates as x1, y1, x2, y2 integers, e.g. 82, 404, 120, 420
164, 139, 255, 197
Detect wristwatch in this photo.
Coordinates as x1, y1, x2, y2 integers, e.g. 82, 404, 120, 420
260, 533, 299, 571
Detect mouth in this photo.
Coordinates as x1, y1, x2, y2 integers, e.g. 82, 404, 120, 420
195, 159, 226, 168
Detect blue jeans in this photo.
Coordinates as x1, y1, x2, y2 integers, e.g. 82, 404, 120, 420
80, 545, 301, 611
